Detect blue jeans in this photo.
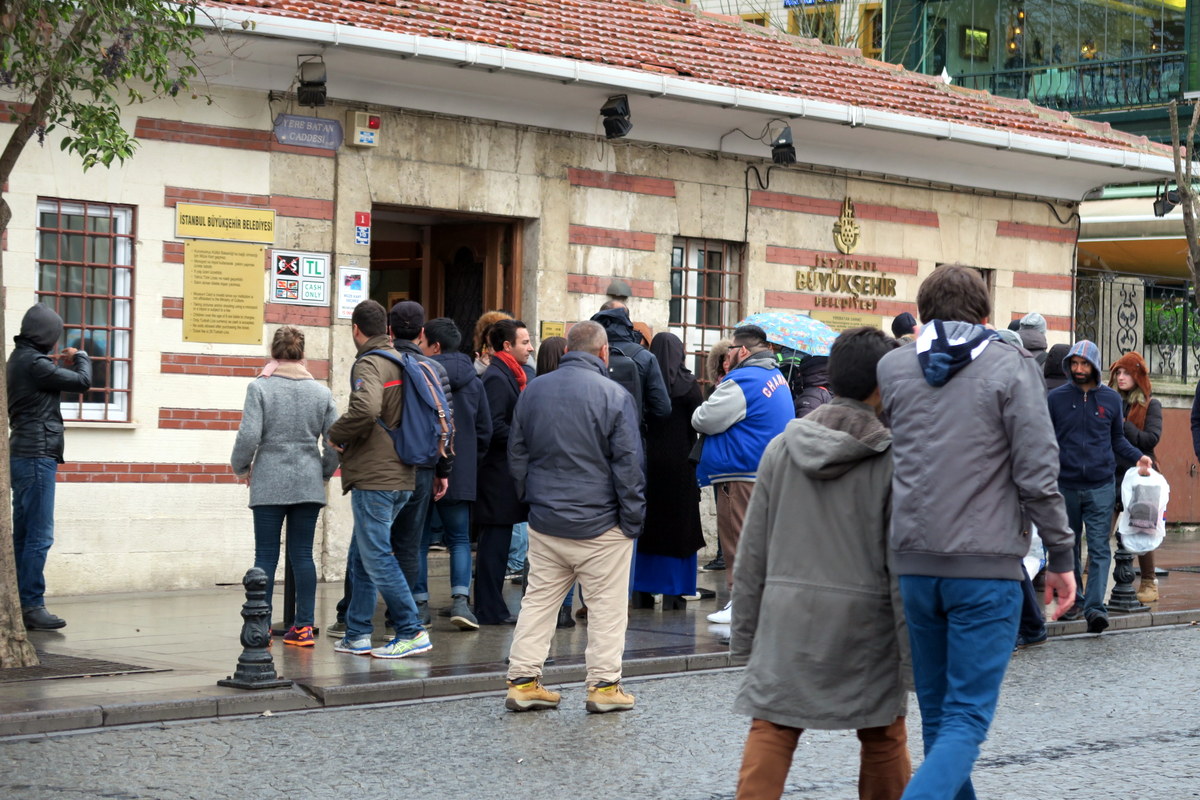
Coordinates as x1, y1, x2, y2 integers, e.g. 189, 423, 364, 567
390, 467, 434, 591
346, 489, 422, 640
508, 521, 528, 573
252, 503, 321, 628
11, 457, 58, 608
900, 576, 1021, 800
414, 498, 473, 601
1061, 483, 1116, 618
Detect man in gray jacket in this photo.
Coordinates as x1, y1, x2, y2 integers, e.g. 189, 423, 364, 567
877, 265, 1076, 800
503, 320, 645, 714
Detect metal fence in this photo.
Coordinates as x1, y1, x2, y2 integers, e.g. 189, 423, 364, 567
1075, 271, 1200, 383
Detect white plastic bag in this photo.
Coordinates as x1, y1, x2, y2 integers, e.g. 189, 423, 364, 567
1024, 523, 1046, 579
1117, 467, 1169, 554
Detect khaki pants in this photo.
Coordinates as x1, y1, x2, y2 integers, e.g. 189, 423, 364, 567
716, 480, 755, 592
506, 525, 634, 686
736, 717, 910, 800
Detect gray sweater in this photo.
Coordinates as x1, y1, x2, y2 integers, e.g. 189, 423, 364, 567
230, 373, 339, 507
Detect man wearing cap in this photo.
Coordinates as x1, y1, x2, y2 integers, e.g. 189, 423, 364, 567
890, 312, 918, 342
691, 324, 793, 624
8, 304, 91, 630
1047, 340, 1151, 633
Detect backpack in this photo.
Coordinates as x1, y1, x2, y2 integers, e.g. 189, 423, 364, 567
358, 349, 455, 467
607, 342, 644, 423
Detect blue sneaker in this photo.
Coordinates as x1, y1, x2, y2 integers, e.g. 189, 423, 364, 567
371, 630, 432, 659
333, 636, 372, 655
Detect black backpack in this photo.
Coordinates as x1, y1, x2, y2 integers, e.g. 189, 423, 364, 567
607, 342, 644, 423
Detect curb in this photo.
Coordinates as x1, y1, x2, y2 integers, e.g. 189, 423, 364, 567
2, 611, 1195, 738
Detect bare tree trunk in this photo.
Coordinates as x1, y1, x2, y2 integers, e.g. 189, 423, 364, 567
1169, 100, 1200, 288
0, 197, 38, 668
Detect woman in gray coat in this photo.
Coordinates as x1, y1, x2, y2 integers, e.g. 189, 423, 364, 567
231, 326, 338, 647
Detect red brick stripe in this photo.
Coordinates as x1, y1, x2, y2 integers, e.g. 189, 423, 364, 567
161, 353, 329, 380
1010, 312, 1073, 331
136, 117, 334, 158
764, 290, 917, 319
164, 187, 333, 221
996, 221, 1075, 244
163, 241, 185, 264
765, 246, 919, 275
1012, 272, 1074, 291
751, 192, 940, 228
163, 298, 332, 328
568, 225, 657, 251
566, 273, 654, 298
0, 101, 32, 123
567, 168, 676, 197
58, 462, 241, 483
159, 408, 242, 430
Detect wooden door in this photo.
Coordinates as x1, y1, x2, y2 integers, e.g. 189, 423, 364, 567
1155, 407, 1200, 523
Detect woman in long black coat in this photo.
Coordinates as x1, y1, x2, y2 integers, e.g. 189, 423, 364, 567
632, 332, 706, 608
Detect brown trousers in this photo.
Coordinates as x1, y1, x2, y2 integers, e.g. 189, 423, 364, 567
715, 480, 754, 592
735, 716, 911, 800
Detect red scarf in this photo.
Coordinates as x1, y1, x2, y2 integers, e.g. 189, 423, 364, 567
493, 349, 527, 391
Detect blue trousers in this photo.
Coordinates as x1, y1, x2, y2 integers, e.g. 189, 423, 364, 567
11, 457, 58, 609
900, 576, 1021, 800
414, 498, 473, 601
251, 503, 321, 628
1061, 483, 1116, 618
345, 489, 422, 640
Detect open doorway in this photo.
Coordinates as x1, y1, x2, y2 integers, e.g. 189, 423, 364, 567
369, 206, 524, 354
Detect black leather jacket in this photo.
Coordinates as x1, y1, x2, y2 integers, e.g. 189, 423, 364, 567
8, 340, 91, 462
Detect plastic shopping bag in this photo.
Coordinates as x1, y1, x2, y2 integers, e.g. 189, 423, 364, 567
1024, 523, 1046, 579
1117, 467, 1169, 554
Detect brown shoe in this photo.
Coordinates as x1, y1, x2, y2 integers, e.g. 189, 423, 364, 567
585, 681, 635, 713
505, 678, 561, 712
1136, 578, 1159, 604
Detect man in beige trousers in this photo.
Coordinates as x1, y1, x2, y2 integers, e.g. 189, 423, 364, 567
503, 320, 645, 713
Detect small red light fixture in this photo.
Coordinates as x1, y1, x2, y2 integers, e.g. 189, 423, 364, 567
367, 115, 381, 130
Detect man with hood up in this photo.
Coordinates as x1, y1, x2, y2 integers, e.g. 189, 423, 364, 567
9, 304, 91, 630
1047, 340, 1151, 633
877, 265, 1075, 799
1017, 312, 1050, 366
590, 301, 671, 423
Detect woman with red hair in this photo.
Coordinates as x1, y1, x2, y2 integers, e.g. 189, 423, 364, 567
1108, 352, 1163, 603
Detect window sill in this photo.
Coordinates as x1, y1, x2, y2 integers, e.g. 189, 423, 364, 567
64, 420, 137, 429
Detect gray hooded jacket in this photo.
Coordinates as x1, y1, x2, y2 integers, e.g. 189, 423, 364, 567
878, 321, 1073, 579
731, 398, 909, 730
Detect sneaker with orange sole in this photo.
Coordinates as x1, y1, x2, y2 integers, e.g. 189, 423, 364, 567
283, 625, 315, 647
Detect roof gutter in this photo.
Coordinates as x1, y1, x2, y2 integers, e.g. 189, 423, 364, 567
199, 9, 1176, 180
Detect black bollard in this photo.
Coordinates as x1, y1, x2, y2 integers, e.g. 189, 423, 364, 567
1108, 539, 1149, 614
218, 567, 293, 690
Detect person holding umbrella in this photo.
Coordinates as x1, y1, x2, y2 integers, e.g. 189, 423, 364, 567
738, 312, 838, 420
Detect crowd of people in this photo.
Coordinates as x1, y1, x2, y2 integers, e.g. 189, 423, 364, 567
6, 266, 1178, 788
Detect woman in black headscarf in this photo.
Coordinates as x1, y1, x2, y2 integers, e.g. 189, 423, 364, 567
632, 332, 706, 609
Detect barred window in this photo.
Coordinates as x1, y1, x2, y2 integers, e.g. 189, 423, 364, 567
36, 199, 134, 422
668, 238, 744, 385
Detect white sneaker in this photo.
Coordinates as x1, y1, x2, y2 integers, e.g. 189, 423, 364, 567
706, 601, 732, 624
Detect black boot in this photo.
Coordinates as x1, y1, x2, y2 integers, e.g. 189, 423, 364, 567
662, 594, 686, 610
556, 606, 576, 629
631, 591, 656, 609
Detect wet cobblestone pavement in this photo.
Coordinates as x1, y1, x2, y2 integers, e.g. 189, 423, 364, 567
3, 624, 1198, 799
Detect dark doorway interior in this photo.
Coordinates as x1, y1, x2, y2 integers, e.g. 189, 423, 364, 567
369, 206, 523, 354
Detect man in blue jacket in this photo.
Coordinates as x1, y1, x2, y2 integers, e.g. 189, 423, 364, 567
504, 320, 645, 714
1047, 340, 1151, 633
692, 324, 794, 624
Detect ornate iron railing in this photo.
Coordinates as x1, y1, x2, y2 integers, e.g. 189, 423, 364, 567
1075, 271, 1200, 383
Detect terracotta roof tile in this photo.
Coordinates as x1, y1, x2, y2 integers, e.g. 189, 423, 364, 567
205, 0, 1168, 157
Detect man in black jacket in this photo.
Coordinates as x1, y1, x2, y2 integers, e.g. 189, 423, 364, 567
9, 304, 91, 630
504, 320, 644, 714
590, 302, 671, 422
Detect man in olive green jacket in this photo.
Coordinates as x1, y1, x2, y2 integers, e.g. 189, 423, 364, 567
326, 300, 428, 660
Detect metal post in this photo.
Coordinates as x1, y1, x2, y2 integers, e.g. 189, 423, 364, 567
1109, 537, 1150, 614
218, 567, 292, 690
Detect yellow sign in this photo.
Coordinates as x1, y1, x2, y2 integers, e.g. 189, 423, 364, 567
833, 197, 861, 255
811, 311, 884, 333
176, 203, 276, 244
540, 321, 566, 340
183, 241, 265, 344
